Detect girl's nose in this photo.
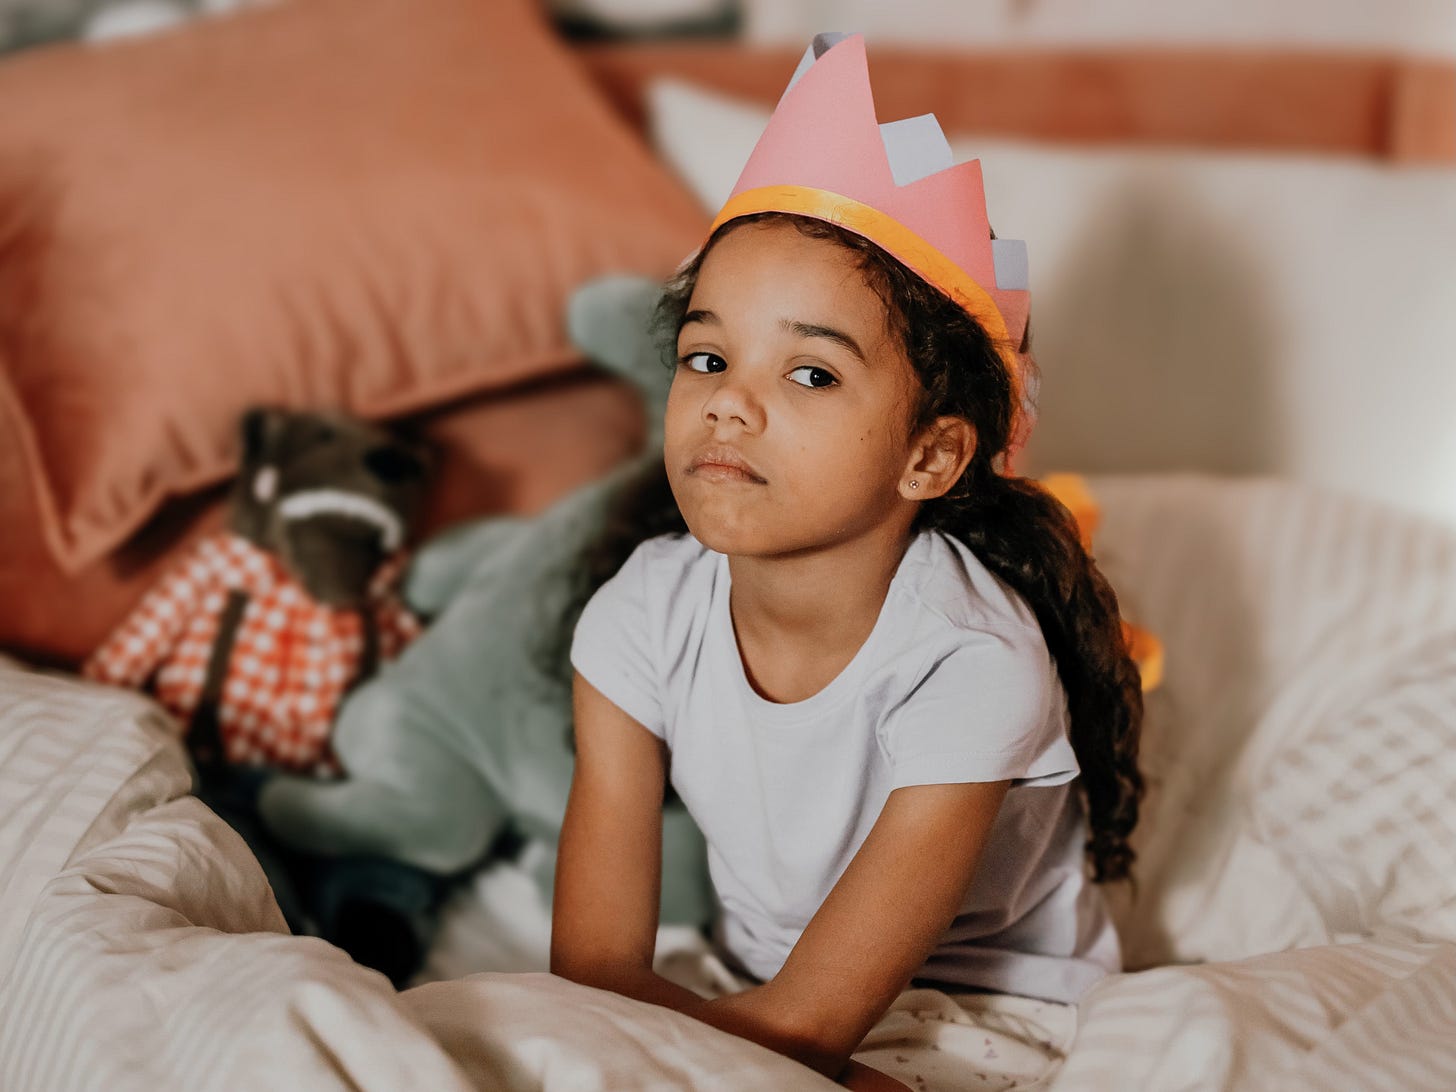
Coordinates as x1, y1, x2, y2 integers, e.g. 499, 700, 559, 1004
702, 375, 765, 434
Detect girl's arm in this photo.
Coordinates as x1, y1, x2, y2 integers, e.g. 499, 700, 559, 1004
552, 674, 869, 1071
706, 779, 1013, 1079
550, 675, 949, 1089
551, 672, 676, 995
550, 676, 778, 1032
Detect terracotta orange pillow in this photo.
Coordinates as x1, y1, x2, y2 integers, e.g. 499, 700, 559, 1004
0, 0, 707, 573
0, 368, 648, 669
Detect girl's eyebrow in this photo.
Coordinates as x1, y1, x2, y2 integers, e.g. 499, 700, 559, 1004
681, 309, 868, 366
781, 319, 867, 366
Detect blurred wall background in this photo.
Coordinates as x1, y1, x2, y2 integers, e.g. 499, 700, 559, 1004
609, 0, 1456, 527
739, 0, 1456, 55
4, 0, 1454, 530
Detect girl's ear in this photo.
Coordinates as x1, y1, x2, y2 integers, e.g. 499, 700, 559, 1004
899, 417, 976, 501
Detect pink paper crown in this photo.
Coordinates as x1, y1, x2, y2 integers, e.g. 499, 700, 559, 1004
705, 32, 1036, 463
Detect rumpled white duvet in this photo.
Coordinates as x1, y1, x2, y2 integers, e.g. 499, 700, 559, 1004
3, 474, 1455, 1091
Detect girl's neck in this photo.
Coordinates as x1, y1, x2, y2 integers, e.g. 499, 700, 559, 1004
725, 525, 916, 679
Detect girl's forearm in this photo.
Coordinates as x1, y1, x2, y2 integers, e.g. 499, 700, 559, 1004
691, 989, 911, 1088
579, 967, 840, 1076
573, 966, 908, 1087
583, 964, 717, 1021
838, 1060, 915, 1091
600, 967, 799, 1050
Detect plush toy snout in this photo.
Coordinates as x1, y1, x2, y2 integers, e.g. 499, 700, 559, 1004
231, 407, 428, 607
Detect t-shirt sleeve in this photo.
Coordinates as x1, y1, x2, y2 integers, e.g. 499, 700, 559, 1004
880, 627, 1079, 791
569, 542, 666, 739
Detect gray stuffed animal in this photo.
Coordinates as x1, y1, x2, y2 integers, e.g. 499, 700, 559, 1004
85, 404, 441, 986
253, 275, 714, 935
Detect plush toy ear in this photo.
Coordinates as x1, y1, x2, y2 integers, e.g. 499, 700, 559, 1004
566, 274, 673, 448
233, 406, 291, 543
239, 406, 290, 472
363, 442, 428, 486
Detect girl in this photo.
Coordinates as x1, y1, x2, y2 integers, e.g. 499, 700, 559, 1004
550, 34, 1143, 1091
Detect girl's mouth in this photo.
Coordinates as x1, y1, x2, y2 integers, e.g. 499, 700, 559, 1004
687, 447, 767, 484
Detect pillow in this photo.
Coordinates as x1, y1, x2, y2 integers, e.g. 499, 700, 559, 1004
645, 78, 1456, 531
1255, 632, 1456, 946
1084, 473, 1456, 966
0, 369, 647, 668
0, 0, 707, 573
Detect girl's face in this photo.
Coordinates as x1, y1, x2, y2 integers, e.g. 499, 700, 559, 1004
665, 220, 927, 558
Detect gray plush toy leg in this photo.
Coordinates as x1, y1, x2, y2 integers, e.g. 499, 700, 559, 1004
258, 677, 507, 876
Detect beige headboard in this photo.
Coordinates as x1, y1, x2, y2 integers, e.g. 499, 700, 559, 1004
581, 44, 1456, 530
578, 44, 1456, 164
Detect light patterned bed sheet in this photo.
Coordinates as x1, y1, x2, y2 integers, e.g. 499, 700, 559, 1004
4, 472, 1456, 1090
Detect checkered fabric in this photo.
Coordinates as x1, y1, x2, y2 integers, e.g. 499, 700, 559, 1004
84, 531, 421, 776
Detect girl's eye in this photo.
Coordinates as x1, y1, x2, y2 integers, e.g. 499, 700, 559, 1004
680, 351, 726, 374
788, 365, 837, 389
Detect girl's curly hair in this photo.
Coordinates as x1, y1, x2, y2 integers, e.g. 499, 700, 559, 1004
562, 211, 1145, 884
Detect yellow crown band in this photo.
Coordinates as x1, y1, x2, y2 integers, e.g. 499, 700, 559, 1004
708, 185, 1016, 368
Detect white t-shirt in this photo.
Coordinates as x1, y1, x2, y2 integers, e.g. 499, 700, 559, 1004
569, 528, 1120, 1004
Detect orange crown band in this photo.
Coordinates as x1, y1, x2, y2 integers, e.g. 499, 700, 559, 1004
708, 183, 1027, 423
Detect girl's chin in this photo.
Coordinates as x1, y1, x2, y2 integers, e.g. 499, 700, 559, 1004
680, 520, 757, 555
682, 517, 832, 560
679, 511, 777, 556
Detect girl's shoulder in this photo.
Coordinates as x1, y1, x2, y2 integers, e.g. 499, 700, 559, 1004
619, 531, 714, 582
573, 532, 715, 698
899, 529, 1043, 642
597, 532, 717, 619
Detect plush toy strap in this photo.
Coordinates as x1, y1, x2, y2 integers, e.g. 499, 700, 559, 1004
192, 589, 251, 770
352, 611, 380, 693
192, 580, 389, 774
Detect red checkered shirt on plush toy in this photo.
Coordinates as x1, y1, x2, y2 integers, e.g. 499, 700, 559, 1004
84, 531, 422, 777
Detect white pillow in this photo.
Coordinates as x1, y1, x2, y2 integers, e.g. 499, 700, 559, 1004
647, 77, 768, 213
645, 78, 1456, 531
1253, 628, 1456, 946
1084, 474, 1456, 965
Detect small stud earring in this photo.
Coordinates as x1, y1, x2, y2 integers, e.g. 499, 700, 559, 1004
908, 479, 919, 490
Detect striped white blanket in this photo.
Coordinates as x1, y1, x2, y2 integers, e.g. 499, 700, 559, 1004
1, 473, 1453, 1090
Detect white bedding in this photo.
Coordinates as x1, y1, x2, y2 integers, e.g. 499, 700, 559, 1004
3, 473, 1456, 1091
0, 653, 1073, 1091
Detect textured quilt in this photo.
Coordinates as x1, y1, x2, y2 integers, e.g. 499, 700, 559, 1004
3, 474, 1455, 1091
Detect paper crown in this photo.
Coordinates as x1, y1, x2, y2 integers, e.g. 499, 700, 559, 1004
705, 32, 1036, 460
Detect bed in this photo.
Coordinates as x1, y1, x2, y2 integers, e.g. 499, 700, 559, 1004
4, 472, 1456, 1090
2, 1, 1455, 1088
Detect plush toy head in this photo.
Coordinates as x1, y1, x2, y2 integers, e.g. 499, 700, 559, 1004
230, 407, 428, 607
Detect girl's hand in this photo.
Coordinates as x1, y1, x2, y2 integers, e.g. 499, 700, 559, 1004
838, 1059, 915, 1091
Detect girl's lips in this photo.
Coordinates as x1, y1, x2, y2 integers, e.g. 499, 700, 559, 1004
690, 464, 765, 484
687, 447, 767, 483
